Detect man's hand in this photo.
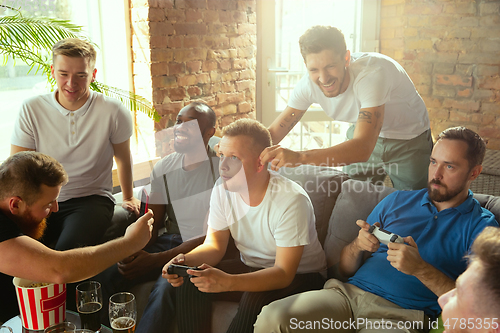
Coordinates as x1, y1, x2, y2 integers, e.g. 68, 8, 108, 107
189, 263, 231, 293
162, 254, 187, 287
122, 196, 141, 217
386, 236, 426, 275
123, 210, 154, 251
117, 250, 158, 280
259, 145, 304, 171
354, 220, 381, 253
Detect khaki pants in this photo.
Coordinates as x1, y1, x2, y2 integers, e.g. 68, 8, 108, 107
254, 279, 429, 333
343, 127, 433, 191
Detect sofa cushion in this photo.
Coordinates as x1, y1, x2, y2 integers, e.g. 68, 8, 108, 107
473, 193, 500, 222
278, 165, 349, 246
324, 179, 397, 279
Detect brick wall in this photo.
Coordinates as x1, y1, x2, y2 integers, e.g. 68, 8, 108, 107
130, 0, 257, 156
380, 0, 500, 149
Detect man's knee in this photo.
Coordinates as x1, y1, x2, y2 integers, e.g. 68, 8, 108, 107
254, 300, 292, 333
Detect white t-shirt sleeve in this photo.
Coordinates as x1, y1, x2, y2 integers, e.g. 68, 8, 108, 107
287, 74, 314, 111
11, 101, 36, 149
207, 182, 231, 231
354, 65, 391, 109
110, 101, 133, 144
273, 193, 312, 248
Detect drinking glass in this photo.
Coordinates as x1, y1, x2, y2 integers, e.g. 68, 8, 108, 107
44, 322, 76, 333
0, 326, 13, 333
109, 292, 136, 333
76, 281, 103, 332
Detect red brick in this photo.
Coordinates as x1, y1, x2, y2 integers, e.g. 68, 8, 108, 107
217, 92, 245, 104
186, 61, 202, 73
237, 101, 252, 113
405, 3, 443, 15
219, 59, 232, 71
167, 36, 183, 48
202, 60, 218, 71
182, 0, 208, 9
150, 62, 168, 76
221, 104, 238, 115
153, 89, 169, 104
457, 89, 473, 98
233, 59, 248, 70
174, 23, 208, 35
479, 127, 500, 140
167, 63, 185, 75
168, 87, 187, 101
149, 22, 174, 36
187, 86, 203, 97
238, 23, 256, 35
235, 80, 253, 91
184, 36, 200, 48
150, 36, 168, 48
196, 73, 210, 84
186, 9, 203, 22
149, 7, 166, 21
174, 49, 208, 62
178, 74, 198, 86
436, 75, 473, 87
166, 9, 186, 22
479, 76, 500, 90
449, 111, 471, 122
442, 99, 480, 112
204, 10, 219, 22
221, 82, 235, 92
152, 76, 177, 88
232, 11, 247, 24
208, 0, 237, 11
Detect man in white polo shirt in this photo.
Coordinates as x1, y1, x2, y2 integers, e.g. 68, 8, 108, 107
260, 25, 432, 191
10, 38, 139, 251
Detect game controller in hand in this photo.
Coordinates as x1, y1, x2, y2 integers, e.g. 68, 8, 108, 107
368, 225, 404, 245
167, 264, 202, 277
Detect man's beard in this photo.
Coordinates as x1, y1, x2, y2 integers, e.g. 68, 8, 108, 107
12, 209, 48, 240
427, 179, 465, 202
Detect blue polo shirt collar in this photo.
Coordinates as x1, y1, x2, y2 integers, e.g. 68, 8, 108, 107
421, 189, 475, 214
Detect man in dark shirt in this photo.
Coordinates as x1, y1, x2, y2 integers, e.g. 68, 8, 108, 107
0, 152, 153, 323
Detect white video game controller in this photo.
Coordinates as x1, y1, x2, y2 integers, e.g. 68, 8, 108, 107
368, 225, 404, 245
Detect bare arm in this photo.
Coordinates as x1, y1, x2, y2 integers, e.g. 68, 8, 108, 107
387, 236, 455, 296
10, 145, 34, 155
0, 211, 154, 284
268, 106, 307, 145
338, 220, 379, 278
113, 139, 140, 216
260, 105, 385, 169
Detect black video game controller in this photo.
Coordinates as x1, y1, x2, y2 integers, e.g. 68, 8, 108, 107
368, 225, 404, 245
167, 264, 202, 277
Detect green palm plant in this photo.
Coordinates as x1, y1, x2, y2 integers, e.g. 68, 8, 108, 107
0, 5, 160, 122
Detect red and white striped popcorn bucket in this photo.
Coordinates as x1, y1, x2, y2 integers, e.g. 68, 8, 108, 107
13, 277, 67, 331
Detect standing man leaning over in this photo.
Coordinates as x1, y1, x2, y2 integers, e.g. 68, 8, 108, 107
438, 226, 500, 333
157, 119, 326, 333
260, 25, 432, 190
0, 152, 153, 323
255, 127, 498, 333
10, 38, 140, 251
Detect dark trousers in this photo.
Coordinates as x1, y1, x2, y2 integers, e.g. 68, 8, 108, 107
136, 267, 325, 333
43, 195, 114, 251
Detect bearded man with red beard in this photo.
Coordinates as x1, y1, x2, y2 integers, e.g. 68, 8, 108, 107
0, 152, 154, 323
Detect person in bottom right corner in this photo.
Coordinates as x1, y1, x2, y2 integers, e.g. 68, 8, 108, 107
254, 126, 498, 333
438, 226, 500, 333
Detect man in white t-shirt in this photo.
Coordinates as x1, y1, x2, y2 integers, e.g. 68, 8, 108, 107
10, 38, 139, 251
260, 25, 432, 190
157, 119, 326, 333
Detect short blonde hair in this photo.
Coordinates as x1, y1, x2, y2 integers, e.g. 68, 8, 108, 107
52, 38, 97, 68
222, 119, 272, 153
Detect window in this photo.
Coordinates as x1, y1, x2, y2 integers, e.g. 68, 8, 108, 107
257, 0, 380, 151
0, 0, 155, 165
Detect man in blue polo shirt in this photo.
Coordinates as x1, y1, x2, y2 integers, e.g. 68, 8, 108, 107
254, 127, 498, 333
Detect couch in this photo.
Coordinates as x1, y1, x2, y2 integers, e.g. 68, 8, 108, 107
110, 165, 500, 332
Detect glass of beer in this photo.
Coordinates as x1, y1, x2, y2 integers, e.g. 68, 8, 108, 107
109, 292, 136, 333
44, 322, 76, 333
76, 281, 103, 332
